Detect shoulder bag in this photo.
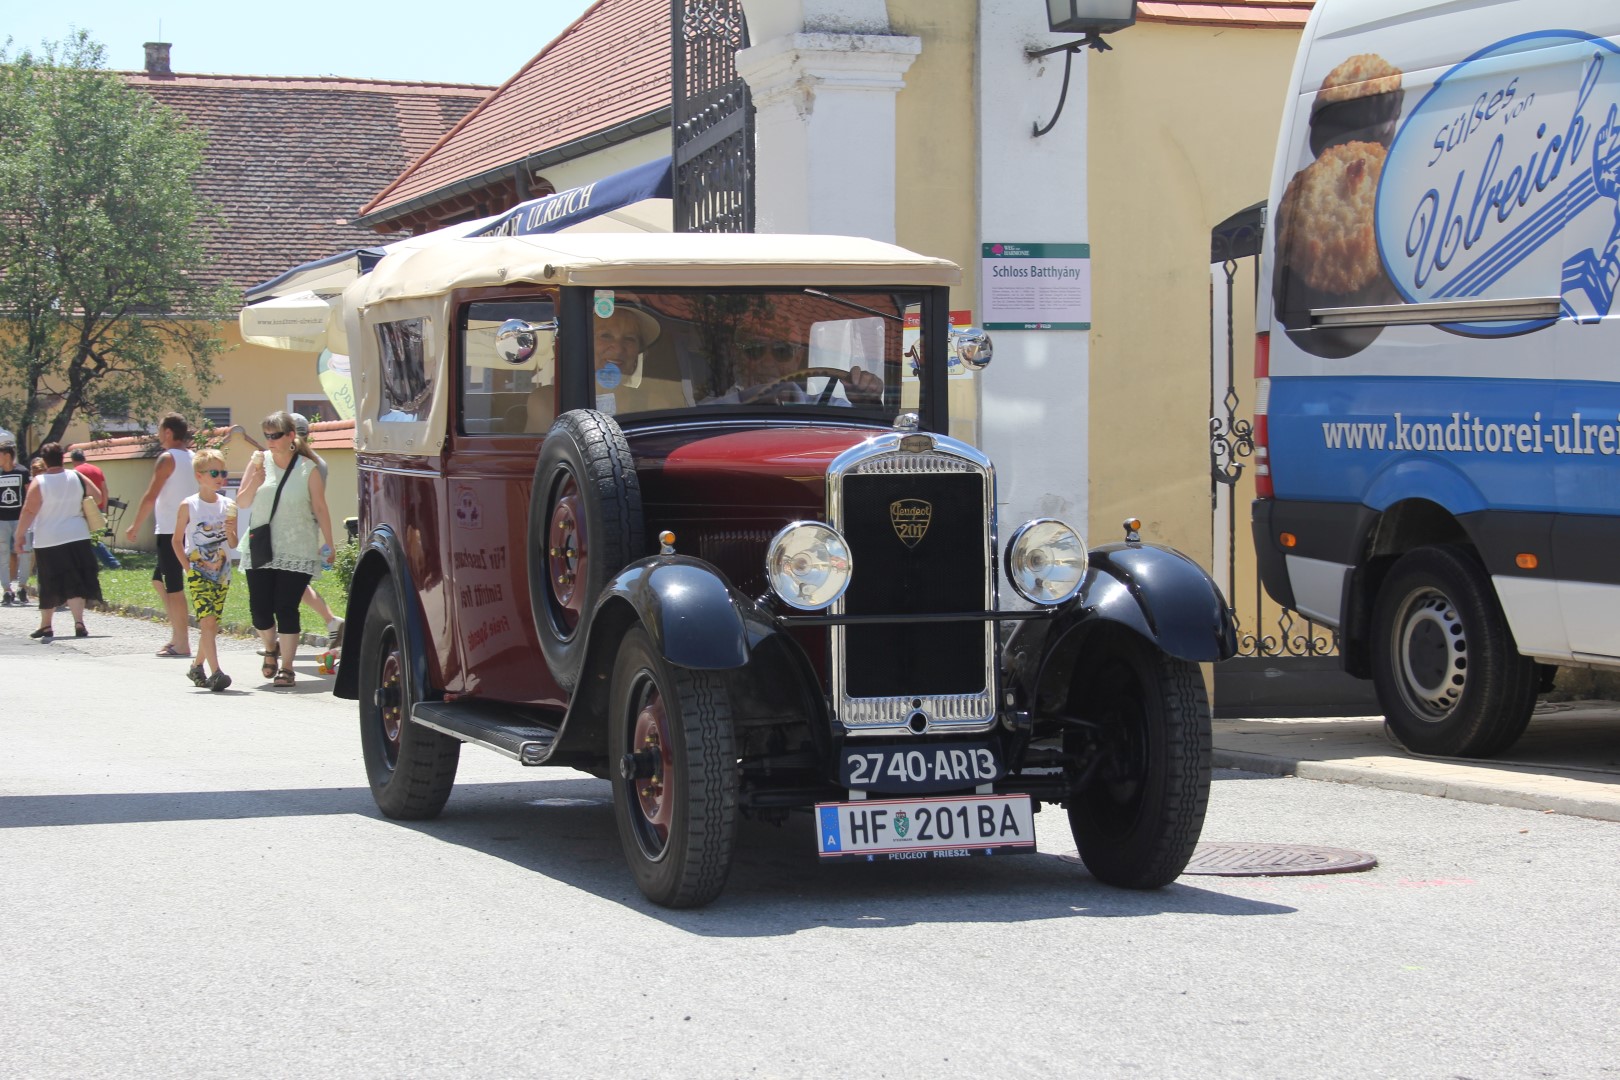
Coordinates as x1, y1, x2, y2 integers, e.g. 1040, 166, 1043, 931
247, 456, 295, 565
78, 473, 106, 534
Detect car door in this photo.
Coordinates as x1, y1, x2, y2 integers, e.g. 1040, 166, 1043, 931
443, 293, 569, 705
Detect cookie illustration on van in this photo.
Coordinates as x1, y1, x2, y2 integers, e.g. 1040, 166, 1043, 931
1310, 54, 1405, 156
1278, 141, 1388, 295
1273, 135, 1399, 356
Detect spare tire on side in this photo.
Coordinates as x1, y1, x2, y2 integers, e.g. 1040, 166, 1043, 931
528, 409, 645, 692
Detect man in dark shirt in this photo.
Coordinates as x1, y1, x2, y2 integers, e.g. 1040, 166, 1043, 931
70, 448, 120, 569
0, 442, 33, 604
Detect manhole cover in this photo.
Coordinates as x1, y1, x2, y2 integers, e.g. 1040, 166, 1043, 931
1180, 842, 1377, 877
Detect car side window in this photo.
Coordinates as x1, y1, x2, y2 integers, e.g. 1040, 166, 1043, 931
376, 318, 432, 422
461, 300, 556, 435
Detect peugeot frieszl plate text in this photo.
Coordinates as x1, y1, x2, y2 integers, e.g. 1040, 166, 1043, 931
815, 794, 1036, 861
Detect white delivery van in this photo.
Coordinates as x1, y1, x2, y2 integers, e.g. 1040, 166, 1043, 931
1253, 0, 1620, 756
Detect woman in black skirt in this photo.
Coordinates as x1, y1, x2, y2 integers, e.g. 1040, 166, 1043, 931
11, 442, 104, 641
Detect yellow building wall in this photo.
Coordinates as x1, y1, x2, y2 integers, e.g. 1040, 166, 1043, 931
888, 0, 981, 444
77, 322, 357, 551
213, 326, 360, 528
1086, 21, 1300, 568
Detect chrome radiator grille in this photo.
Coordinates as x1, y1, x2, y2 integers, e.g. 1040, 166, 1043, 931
829, 436, 997, 736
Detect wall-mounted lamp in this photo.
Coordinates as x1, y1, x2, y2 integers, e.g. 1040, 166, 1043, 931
1028, 0, 1137, 137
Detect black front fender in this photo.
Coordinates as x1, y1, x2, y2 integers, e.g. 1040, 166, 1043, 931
1007, 542, 1236, 705
599, 555, 775, 670
1076, 543, 1237, 661
545, 556, 777, 768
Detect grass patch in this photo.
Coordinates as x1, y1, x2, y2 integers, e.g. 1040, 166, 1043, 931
98, 552, 347, 638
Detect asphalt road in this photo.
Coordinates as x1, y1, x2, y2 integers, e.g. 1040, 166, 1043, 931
2, 605, 1618, 1079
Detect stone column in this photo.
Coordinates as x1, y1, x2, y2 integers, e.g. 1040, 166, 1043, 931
734, 31, 921, 239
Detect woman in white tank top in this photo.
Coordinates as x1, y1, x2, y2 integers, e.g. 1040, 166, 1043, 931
11, 442, 103, 639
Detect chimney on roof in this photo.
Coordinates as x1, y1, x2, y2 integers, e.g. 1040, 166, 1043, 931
143, 42, 172, 77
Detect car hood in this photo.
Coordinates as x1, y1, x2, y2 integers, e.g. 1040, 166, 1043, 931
629, 422, 883, 505
627, 423, 886, 594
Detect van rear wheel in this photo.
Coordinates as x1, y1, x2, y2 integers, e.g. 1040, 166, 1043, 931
1371, 545, 1537, 757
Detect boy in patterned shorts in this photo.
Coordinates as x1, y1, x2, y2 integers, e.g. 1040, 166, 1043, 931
172, 449, 239, 691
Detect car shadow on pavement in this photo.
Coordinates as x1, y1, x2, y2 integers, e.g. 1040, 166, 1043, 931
388, 775, 1300, 931
0, 775, 1296, 930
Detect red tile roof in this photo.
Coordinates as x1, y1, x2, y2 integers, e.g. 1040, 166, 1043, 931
73, 419, 354, 461
306, 418, 357, 451
121, 72, 489, 297
1138, 0, 1313, 28
70, 432, 165, 462
359, 0, 671, 229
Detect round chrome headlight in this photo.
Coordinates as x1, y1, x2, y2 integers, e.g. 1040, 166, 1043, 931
1005, 519, 1087, 605
767, 522, 852, 610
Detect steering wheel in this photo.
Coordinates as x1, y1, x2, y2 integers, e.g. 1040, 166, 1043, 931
740, 366, 863, 406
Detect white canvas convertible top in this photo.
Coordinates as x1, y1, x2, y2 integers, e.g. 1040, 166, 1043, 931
346, 232, 961, 308
343, 233, 960, 456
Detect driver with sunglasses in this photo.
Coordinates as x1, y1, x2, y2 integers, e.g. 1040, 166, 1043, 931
703, 321, 885, 406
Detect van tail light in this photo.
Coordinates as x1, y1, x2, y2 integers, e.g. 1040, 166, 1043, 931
1253, 332, 1273, 499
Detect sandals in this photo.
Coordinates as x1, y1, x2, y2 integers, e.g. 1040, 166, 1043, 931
75, 623, 89, 638
207, 670, 232, 692
260, 651, 279, 679
155, 643, 191, 658
272, 668, 296, 688
29, 627, 52, 640
186, 663, 209, 688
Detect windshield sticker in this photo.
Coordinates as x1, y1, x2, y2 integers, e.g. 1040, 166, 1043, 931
594, 291, 616, 319
596, 362, 623, 390
454, 485, 482, 529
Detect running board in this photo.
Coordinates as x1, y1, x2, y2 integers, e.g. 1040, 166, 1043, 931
412, 701, 562, 766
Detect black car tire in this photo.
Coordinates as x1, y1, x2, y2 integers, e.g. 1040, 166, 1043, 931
608, 626, 738, 908
529, 409, 645, 692
1067, 629, 1211, 889
1371, 545, 1537, 757
359, 584, 461, 819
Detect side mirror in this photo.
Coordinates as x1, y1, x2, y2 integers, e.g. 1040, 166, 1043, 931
495, 318, 557, 368
950, 326, 993, 371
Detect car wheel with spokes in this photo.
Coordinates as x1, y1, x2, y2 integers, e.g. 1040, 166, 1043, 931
608, 626, 737, 908
1065, 628, 1210, 889
358, 584, 460, 819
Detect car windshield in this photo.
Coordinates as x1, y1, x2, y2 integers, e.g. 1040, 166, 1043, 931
581, 288, 925, 421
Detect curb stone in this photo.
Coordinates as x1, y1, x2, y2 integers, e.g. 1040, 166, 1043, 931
101, 601, 334, 649
1212, 747, 1620, 823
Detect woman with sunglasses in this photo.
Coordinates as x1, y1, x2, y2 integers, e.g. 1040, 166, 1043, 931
236, 411, 337, 688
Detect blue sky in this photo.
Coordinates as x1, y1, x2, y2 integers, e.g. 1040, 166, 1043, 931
4, 0, 599, 85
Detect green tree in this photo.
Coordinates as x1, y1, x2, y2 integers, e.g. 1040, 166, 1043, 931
0, 31, 232, 450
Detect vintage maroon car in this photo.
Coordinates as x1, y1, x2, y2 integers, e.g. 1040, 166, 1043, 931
324, 232, 1236, 907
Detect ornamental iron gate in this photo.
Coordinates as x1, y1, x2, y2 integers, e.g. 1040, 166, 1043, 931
671, 0, 754, 233
1208, 203, 1378, 718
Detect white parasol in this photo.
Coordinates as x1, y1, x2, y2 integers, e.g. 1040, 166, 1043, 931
239, 291, 341, 352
